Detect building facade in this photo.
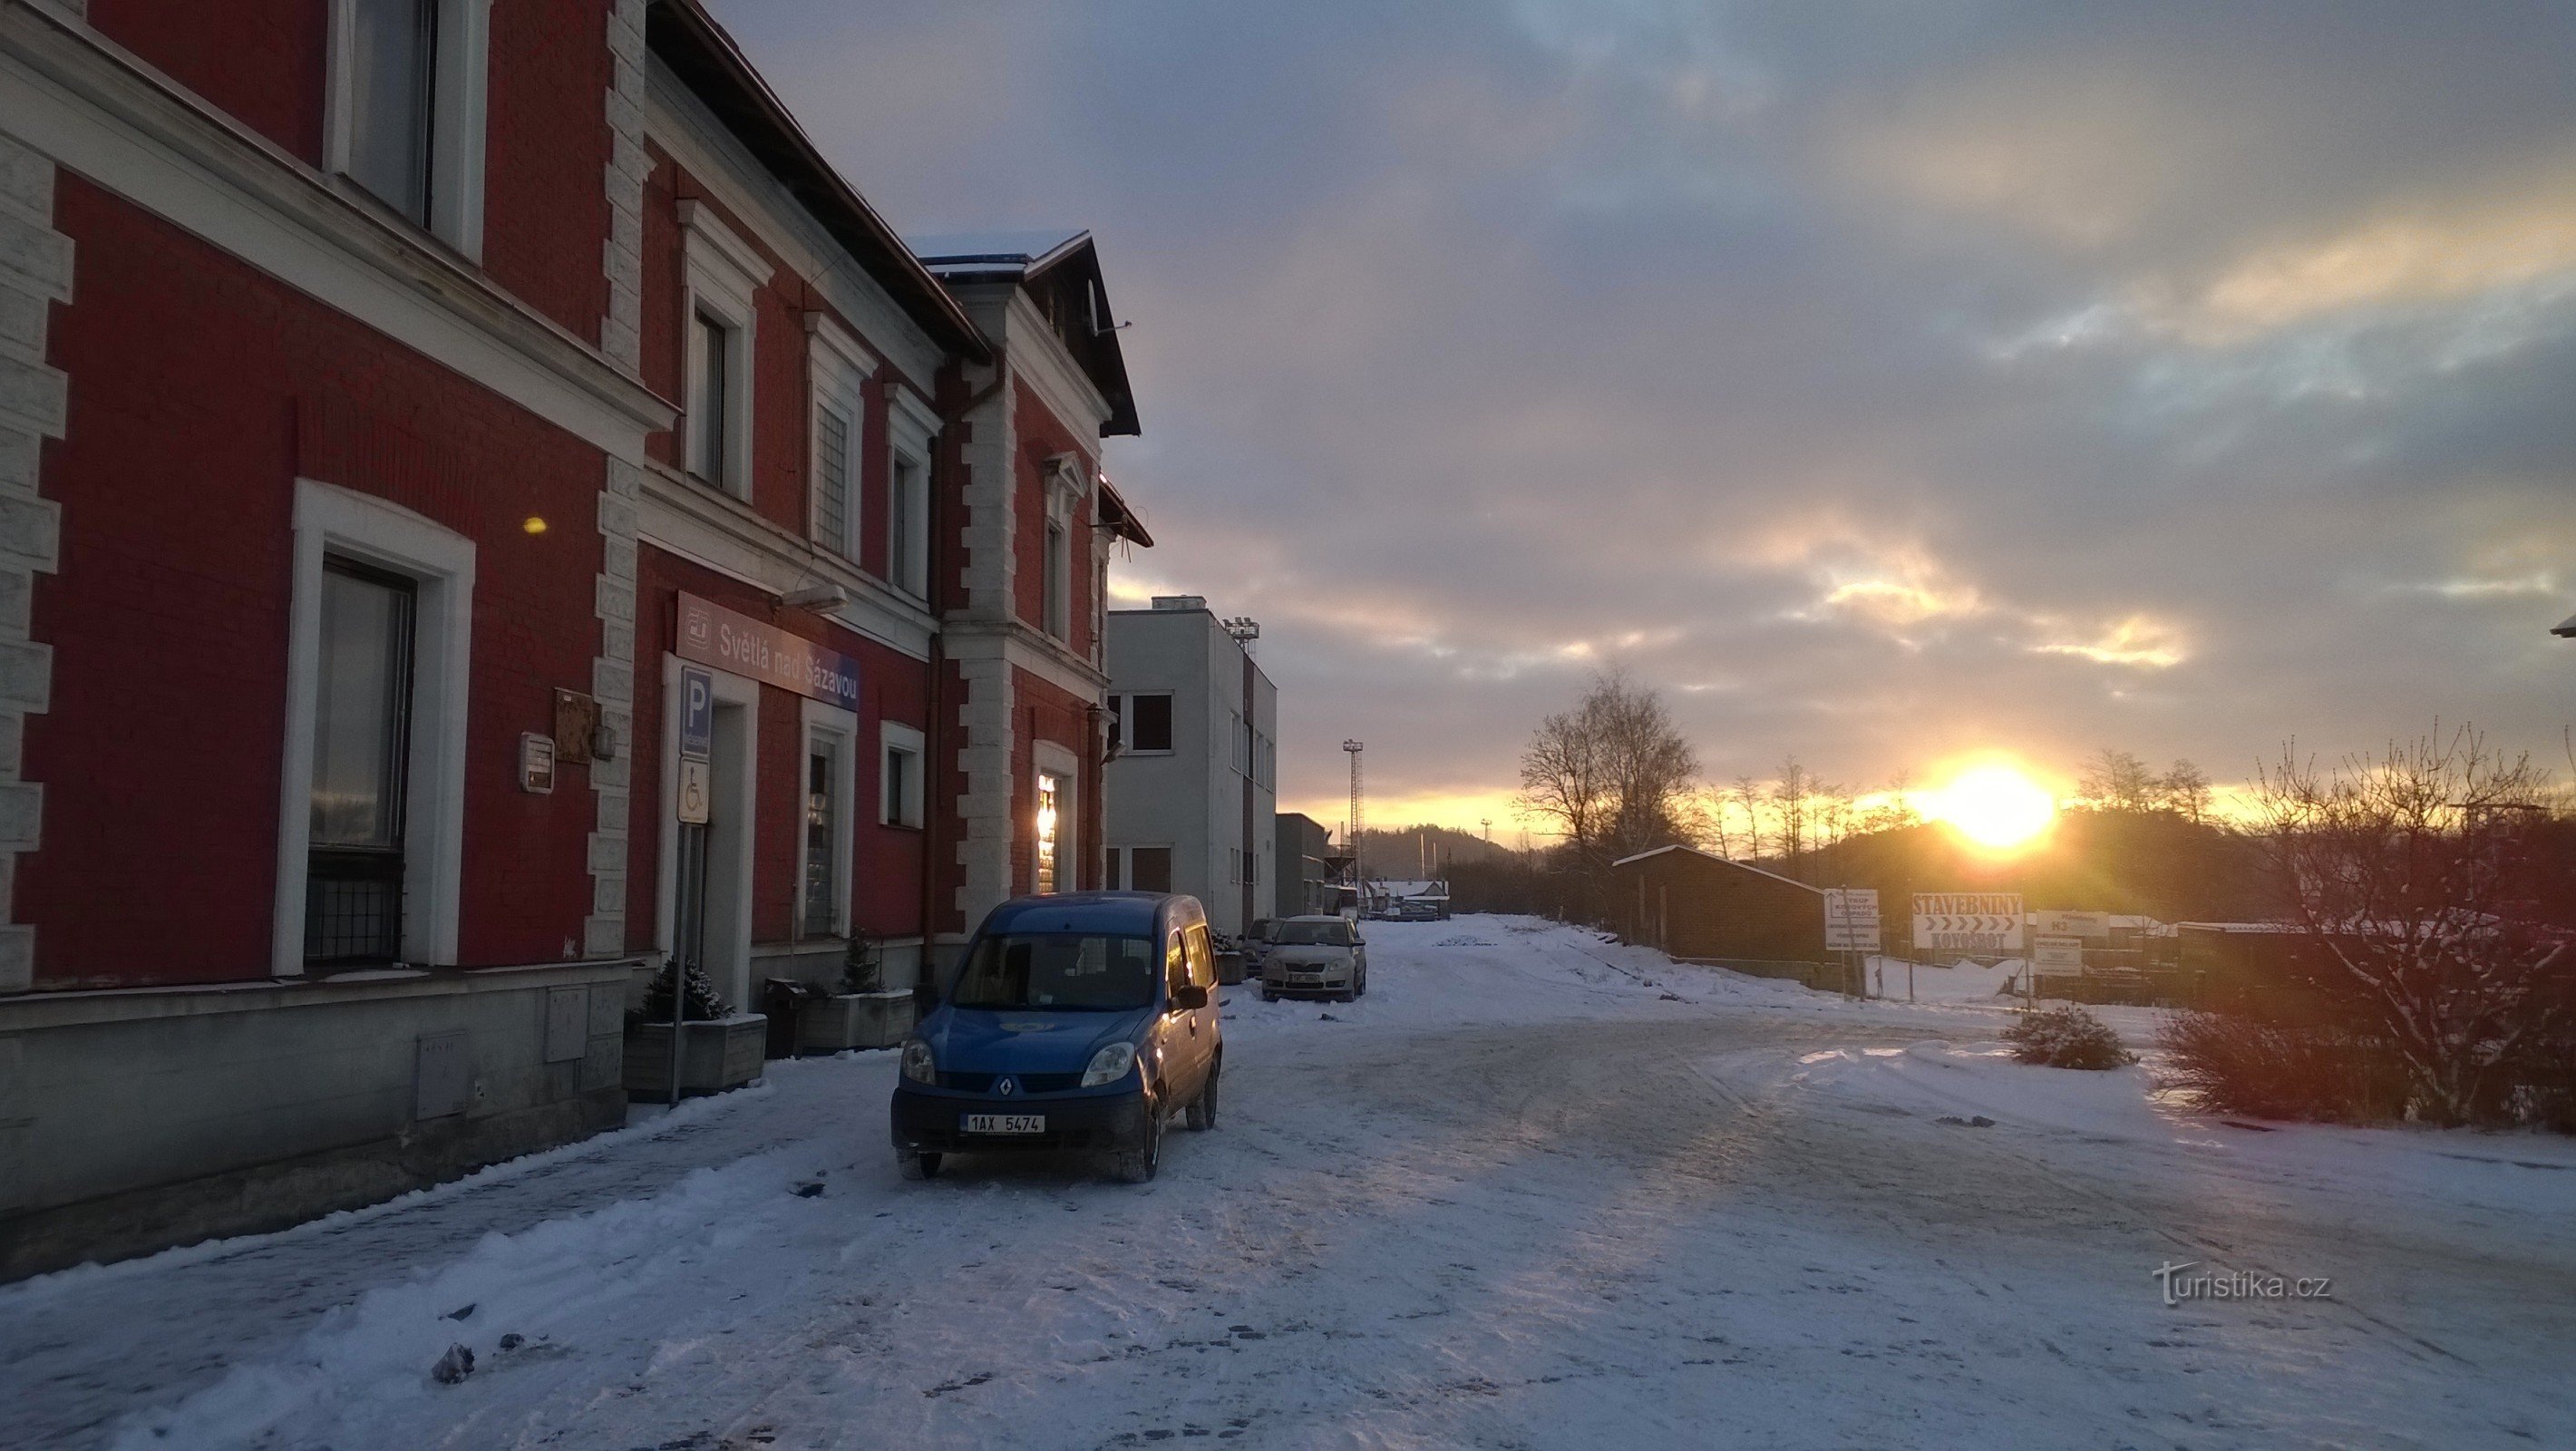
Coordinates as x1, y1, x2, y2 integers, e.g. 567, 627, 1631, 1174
1103, 598, 1276, 938
1274, 812, 1334, 918
0, 0, 1149, 1278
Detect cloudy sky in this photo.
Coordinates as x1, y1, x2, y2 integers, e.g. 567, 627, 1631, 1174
719, 0, 2576, 833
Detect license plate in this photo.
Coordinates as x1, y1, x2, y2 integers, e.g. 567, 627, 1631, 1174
963, 1114, 1045, 1135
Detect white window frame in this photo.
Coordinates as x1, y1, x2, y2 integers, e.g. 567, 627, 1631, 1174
273, 479, 475, 976
1117, 690, 1175, 755
880, 720, 926, 828
888, 389, 938, 600
324, 0, 492, 258
1034, 740, 1082, 894
798, 699, 858, 942
1041, 458, 1081, 641
680, 200, 763, 501
807, 314, 873, 560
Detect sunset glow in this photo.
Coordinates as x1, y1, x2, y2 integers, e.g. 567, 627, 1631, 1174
1923, 764, 2058, 851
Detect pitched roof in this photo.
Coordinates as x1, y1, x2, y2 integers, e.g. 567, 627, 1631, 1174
646, 1, 988, 362
909, 230, 1142, 437
1608, 843, 1825, 895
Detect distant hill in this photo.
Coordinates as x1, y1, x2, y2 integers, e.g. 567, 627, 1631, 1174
1786, 811, 2281, 923
1347, 823, 1519, 877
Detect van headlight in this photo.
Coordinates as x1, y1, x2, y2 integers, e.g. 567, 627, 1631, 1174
1081, 1041, 1138, 1087
900, 1039, 936, 1085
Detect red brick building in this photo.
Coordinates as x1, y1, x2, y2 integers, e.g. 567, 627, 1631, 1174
0, 0, 1150, 1277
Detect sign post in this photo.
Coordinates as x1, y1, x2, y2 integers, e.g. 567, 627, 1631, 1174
670, 665, 715, 1107
1824, 889, 1881, 1001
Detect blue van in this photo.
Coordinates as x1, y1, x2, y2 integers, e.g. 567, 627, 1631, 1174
891, 892, 1222, 1183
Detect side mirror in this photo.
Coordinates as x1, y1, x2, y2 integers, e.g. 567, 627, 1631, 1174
1171, 983, 1210, 1011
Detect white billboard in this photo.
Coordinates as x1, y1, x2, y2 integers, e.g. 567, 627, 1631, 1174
1823, 889, 1881, 952
1912, 892, 2026, 954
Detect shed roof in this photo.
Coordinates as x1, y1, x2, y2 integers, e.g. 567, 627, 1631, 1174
1609, 843, 1824, 896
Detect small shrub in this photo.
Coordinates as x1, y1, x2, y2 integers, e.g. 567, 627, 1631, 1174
634, 959, 732, 1024
2003, 1003, 2137, 1070
2156, 1009, 2415, 1123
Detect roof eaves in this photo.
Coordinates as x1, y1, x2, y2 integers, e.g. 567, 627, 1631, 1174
647, 0, 990, 365
1609, 842, 1824, 894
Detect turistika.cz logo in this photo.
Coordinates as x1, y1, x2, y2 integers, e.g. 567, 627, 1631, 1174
2153, 1260, 2333, 1307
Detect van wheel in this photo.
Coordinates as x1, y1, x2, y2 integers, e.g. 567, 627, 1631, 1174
1185, 1062, 1220, 1131
898, 1150, 941, 1181
1114, 1105, 1162, 1183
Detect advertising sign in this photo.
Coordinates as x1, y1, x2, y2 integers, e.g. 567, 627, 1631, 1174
676, 594, 861, 712
1823, 888, 1881, 952
2035, 910, 2112, 941
1912, 892, 2026, 953
2033, 935, 2085, 971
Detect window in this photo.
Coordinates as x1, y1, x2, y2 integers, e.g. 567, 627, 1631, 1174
888, 452, 926, 596
1232, 712, 1251, 774
1122, 693, 1172, 753
680, 202, 763, 500
813, 403, 852, 558
881, 722, 926, 828
277, 479, 473, 977
1129, 846, 1172, 893
690, 308, 734, 486
1043, 518, 1068, 639
803, 750, 837, 936
799, 708, 855, 941
332, 0, 489, 253
1035, 770, 1063, 894
306, 560, 415, 964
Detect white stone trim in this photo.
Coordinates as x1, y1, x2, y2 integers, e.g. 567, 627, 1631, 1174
797, 696, 857, 940
1005, 286, 1112, 442
636, 462, 935, 660
0, 4, 668, 453
274, 479, 476, 977
0, 126, 64, 994
951, 651, 1015, 928
600, 0, 646, 371
1033, 738, 1081, 895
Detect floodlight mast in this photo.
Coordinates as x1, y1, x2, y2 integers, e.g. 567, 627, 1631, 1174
1343, 739, 1365, 911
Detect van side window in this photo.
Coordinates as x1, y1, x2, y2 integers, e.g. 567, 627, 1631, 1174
1165, 932, 1190, 997
1184, 924, 1215, 988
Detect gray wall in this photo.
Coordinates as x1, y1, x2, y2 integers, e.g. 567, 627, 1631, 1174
1104, 605, 1278, 937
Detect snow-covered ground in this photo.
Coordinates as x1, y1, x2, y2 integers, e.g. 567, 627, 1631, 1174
5, 918, 2572, 1449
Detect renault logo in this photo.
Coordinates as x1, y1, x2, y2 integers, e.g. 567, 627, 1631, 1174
996, 1076, 1016, 1096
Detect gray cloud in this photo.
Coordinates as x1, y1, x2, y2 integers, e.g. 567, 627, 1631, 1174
719, 0, 2576, 817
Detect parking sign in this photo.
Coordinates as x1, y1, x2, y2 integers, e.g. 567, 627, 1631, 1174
679, 666, 713, 764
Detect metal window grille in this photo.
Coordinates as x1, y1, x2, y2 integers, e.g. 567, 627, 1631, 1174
815, 404, 851, 555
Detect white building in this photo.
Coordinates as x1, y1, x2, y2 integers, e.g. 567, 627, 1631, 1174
1104, 598, 1278, 937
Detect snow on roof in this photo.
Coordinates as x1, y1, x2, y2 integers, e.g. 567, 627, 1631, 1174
1376, 880, 1448, 899
1608, 843, 1824, 895
908, 229, 1089, 277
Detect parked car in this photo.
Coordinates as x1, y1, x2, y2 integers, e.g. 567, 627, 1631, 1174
1385, 898, 1444, 922
1259, 914, 1369, 1002
891, 892, 1222, 1184
1240, 918, 1278, 975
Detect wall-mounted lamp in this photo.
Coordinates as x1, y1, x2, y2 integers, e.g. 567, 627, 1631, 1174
780, 582, 848, 611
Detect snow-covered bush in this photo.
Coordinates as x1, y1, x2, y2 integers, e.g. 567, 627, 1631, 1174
2156, 1010, 2413, 1123
636, 959, 732, 1023
2002, 1004, 2136, 1070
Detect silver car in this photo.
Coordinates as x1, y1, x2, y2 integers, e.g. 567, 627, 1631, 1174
1258, 915, 1368, 1002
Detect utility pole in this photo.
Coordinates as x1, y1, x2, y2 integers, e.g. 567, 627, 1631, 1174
1480, 817, 1492, 844
1343, 739, 1365, 913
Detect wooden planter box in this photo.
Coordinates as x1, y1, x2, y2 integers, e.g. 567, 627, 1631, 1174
795, 989, 915, 1054
624, 1015, 767, 1102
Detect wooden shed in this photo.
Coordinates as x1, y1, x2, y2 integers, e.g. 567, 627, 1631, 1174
1609, 846, 1830, 982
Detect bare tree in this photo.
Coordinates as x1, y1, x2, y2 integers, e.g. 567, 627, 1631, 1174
1862, 770, 1923, 834
2078, 748, 2161, 813
1516, 669, 1700, 875
1732, 774, 1766, 862
1773, 756, 1813, 876
2252, 726, 2572, 1125
2161, 759, 2214, 824
1700, 784, 1735, 860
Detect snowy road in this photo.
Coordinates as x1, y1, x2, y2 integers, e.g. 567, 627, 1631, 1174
6, 919, 2573, 1449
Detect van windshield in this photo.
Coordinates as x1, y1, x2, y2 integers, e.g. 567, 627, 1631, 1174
1273, 920, 1355, 947
950, 933, 1158, 1011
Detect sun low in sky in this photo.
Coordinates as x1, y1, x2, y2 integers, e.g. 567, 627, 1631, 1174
1922, 763, 2057, 852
